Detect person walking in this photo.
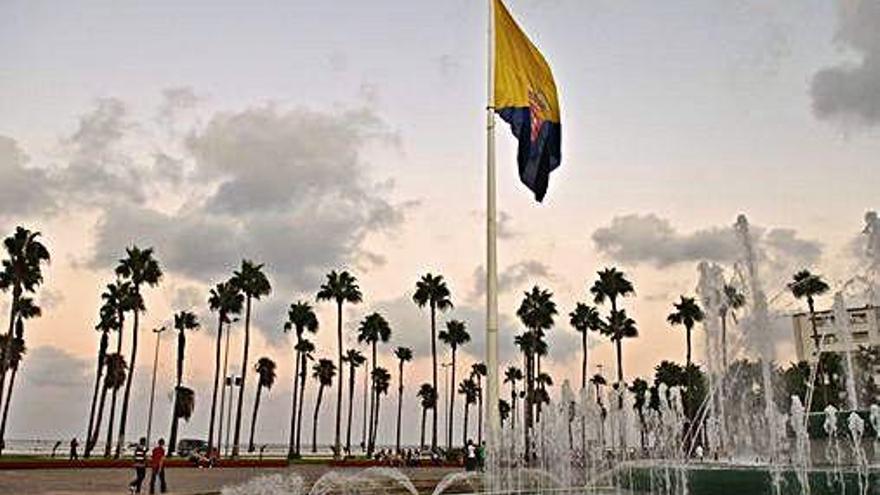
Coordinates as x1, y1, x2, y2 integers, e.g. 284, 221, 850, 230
149, 438, 168, 494
129, 437, 147, 494
69, 438, 79, 460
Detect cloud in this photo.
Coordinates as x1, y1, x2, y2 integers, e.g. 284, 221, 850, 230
0, 136, 55, 218
156, 86, 200, 126
470, 260, 553, 300
810, 0, 880, 126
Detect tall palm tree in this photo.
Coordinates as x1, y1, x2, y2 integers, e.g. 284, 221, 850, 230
370, 367, 391, 448
311, 358, 336, 453
629, 378, 649, 448
789, 270, 830, 352
569, 303, 603, 390
503, 366, 523, 429
169, 311, 199, 455
590, 268, 634, 385
0, 298, 36, 447
317, 270, 362, 458
0, 226, 49, 454
343, 349, 365, 456
516, 286, 556, 456
416, 383, 437, 450
513, 331, 540, 458
498, 399, 511, 428
102, 281, 142, 458
91, 353, 127, 454
719, 284, 745, 370
206, 280, 243, 456
229, 259, 271, 457
412, 273, 453, 450
85, 307, 116, 457
356, 312, 391, 455
394, 347, 413, 454
470, 363, 487, 444
667, 296, 704, 367
173, 387, 195, 425
458, 377, 479, 446
295, 339, 315, 456
600, 309, 639, 384
284, 301, 318, 460
589, 373, 607, 406
248, 357, 277, 452
113, 245, 162, 458
438, 319, 469, 450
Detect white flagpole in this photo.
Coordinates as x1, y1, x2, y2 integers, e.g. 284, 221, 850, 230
485, 0, 500, 454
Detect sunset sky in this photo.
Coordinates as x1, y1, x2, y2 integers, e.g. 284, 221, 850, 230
1, 0, 879, 447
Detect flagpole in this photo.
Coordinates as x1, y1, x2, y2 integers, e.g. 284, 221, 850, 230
485, 0, 500, 455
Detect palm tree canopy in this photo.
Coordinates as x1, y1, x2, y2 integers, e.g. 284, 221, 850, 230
590, 267, 634, 306
115, 245, 162, 288
95, 306, 119, 334
208, 280, 244, 323
343, 349, 366, 368
313, 358, 337, 387
103, 353, 128, 389
721, 284, 746, 315
174, 310, 199, 333
0, 335, 26, 371
296, 338, 316, 358
439, 320, 470, 350
514, 331, 541, 355
174, 386, 196, 421
255, 357, 277, 389
285, 300, 318, 335
412, 273, 453, 311
102, 280, 144, 317
14, 296, 41, 320
0, 227, 51, 294
471, 362, 487, 379
589, 373, 607, 386
232, 259, 272, 300
357, 312, 392, 345
654, 360, 686, 387
372, 367, 391, 395
417, 383, 437, 409
629, 378, 649, 410
504, 366, 523, 384
516, 286, 557, 332
458, 378, 479, 404
667, 296, 704, 330
601, 309, 638, 341
498, 399, 511, 421
536, 372, 553, 387
569, 303, 603, 334
789, 270, 830, 303
316, 270, 362, 305
395, 346, 413, 363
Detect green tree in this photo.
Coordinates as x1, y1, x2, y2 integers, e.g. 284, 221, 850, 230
569, 303, 603, 390
342, 349, 366, 455
168, 311, 199, 455
357, 312, 391, 455
394, 347, 413, 454
667, 296, 704, 367
590, 268, 634, 384
283, 300, 318, 459
207, 280, 244, 454
503, 366, 523, 429
439, 319, 470, 450
416, 383, 437, 450
317, 270, 362, 458
370, 367, 391, 448
458, 377, 479, 447
311, 358, 337, 453
516, 285, 557, 455
248, 357, 277, 452
789, 270, 830, 352
229, 259, 271, 457
412, 273, 453, 451
470, 362, 487, 444
600, 309, 638, 387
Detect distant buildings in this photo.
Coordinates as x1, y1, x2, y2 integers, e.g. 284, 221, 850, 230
792, 305, 880, 362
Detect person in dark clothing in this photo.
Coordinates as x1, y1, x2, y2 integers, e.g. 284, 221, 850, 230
69, 438, 79, 460
150, 438, 168, 494
128, 437, 148, 494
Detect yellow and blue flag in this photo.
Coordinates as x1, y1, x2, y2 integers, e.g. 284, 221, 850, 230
494, 0, 561, 202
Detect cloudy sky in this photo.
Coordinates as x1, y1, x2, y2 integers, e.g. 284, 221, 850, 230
1, 0, 879, 447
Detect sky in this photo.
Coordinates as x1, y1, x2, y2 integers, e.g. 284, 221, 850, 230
1, 0, 879, 447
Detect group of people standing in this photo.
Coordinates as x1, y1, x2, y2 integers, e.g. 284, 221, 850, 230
128, 437, 168, 494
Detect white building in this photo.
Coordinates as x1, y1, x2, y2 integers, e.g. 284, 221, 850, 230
792, 305, 880, 362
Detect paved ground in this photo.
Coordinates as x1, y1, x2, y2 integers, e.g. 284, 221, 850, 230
0, 465, 462, 495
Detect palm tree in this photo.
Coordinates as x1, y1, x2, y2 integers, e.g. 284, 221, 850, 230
503, 366, 522, 429
599, 309, 638, 384
248, 357, 277, 452
516, 286, 556, 457
283, 301, 318, 459
667, 296, 704, 366
85, 307, 116, 457
207, 280, 244, 455
168, 311, 199, 455
470, 363, 487, 444
356, 312, 391, 455
173, 387, 195, 425
343, 349, 365, 456
0, 298, 36, 447
438, 319, 470, 450
416, 383, 437, 450
498, 399, 511, 428
394, 347, 413, 453
317, 270, 362, 458
590, 268, 634, 385
629, 378, 649, 448
295, 338, 315, 456
458, 378, 479, 446
370, 367, 391, 447
91, 353, 127, 455
412, 273, 453, 450
102, 280, 142, 458
789, 270, 830, 353
589, 373, 607, 406
719, 284, 745, 370
0, 226, 49, 455
229, 259, 271, 457
113, 245, 162, 458
569, 303, 603, 390
311, 358, 337, 453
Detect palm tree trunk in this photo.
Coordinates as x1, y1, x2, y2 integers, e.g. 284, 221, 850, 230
312, 384, 324, 453
115, 305, 140, 459
510, 384, 517, 430
248, 384, 262, 452
0, 366, 20, 451
169, 333, 184, 456
420, 407, 426, 450
808, 298, 820, 352
430, 303, 438, 451
720, 314, 728, 371
462, 401, 469, 448
524, 349, 534, 464
346, 363, 356, 456
448, 348, 456, 451
367, 342, 377, 456
295, 352, 308, 456
288, 345, 300, 460
334, 302, 344, 459
581, 331, 588, 390
476, 378, 483, 445
232, 296, 251, 458
89, 383, 109, 456
85, 333, 107, 458
372, 395, 381, 449
208, 316, 224, 455
686, 326, 692, 367
536, 355, 542, 423
104, 321, 124, 458
616, 339, 623, 383
396, 361, 404, 453
0, 288, 19, 430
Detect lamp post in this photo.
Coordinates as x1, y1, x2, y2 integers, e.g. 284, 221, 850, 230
217, 317, 238, 456
146, 326, 167, 448
361, 356, 369, 453
224, 374, 242, 457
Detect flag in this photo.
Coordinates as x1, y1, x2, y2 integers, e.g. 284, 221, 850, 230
494, 0, 561, 202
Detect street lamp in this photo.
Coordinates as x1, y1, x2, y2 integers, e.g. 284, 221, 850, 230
146, 326, 167, 448
217, 317, 238, 456
224, 373, 242, 457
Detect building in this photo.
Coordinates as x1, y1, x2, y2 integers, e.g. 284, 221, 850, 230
792, 305, 880, 362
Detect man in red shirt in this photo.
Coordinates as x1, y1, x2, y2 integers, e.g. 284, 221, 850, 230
149, 438, 168, 494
